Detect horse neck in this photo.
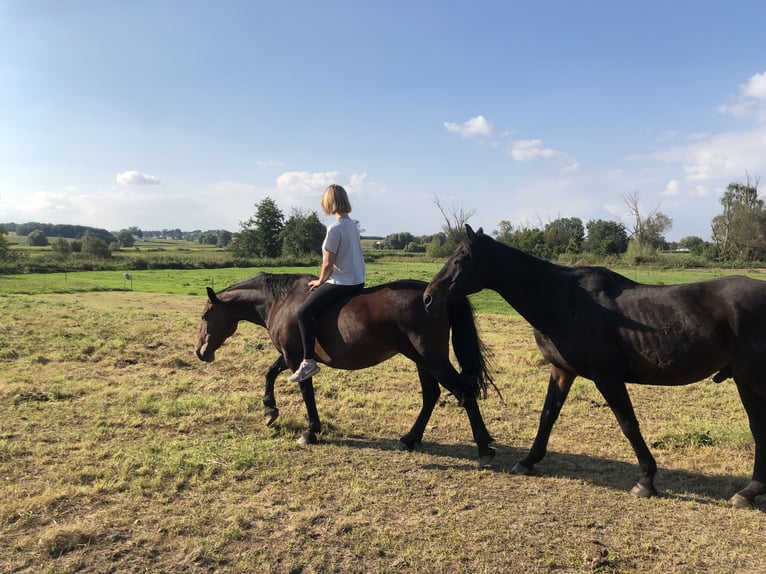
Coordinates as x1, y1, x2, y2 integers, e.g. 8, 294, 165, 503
227, 289, 272, 327
485, 241, 566, 328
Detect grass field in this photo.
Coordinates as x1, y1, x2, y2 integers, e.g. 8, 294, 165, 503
1, 267, 766, 572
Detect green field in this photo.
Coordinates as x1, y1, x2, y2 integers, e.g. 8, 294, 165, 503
4, 261, 766, 318
1, 284, 763, 573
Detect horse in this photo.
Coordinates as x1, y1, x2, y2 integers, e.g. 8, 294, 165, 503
194, 272, 496, 466
423, 224, 766, 507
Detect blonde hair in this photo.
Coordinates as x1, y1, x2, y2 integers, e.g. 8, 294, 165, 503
321, 184, 352, 215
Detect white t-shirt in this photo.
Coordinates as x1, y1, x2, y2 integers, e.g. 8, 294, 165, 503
323, 217, 365, 285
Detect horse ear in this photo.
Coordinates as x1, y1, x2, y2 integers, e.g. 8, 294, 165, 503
466, 224, 479, 241
207, 287, 222, 305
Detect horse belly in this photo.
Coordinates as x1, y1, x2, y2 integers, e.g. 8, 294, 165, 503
314, 331, 400, 371
620, 327, 730, 386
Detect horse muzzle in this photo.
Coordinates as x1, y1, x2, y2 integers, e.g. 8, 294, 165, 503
195, 345, 215, 362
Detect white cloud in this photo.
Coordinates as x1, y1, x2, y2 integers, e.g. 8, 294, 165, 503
443, 115, 494, 138
116, 170, 161, 186
661, 179, 681, 197
509, 139, 579, 171
742, 70, 766, 99
275, 171, 341, 196
718, 69, 766, 121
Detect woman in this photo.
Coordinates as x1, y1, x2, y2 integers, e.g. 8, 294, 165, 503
288, 184, 366, 382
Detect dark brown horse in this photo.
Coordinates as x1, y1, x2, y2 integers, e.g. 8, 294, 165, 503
423, 225, 766, 507
195, 273, 496, 466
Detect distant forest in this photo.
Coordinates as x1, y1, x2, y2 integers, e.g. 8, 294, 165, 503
1, 222, 115, 243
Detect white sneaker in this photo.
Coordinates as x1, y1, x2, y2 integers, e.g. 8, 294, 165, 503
288, 361, 320, 382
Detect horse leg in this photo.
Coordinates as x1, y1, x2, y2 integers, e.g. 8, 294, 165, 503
593, 376, 658, 498
461, 392, 496, 468
263, 355, 287, 426
730, 380, 766, 507
513, 366, 575, 475
397, 365, 440, 452
297, 377, 321, 446
432, 364, 496, 467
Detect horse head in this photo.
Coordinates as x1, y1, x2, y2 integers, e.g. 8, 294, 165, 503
195, 287, 239, 362
423, 224, 489, 315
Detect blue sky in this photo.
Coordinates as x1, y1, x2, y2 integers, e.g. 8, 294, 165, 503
2, 1, 766, 241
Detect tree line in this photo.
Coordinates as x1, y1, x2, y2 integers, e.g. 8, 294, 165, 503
378, 178, 766, 265
2, 176, 765, 267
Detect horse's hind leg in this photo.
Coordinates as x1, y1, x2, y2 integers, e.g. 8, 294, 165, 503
263, 355, 287, 426
397, 365, 440, 451
731, 380, 766, 507
593, 376, 658, 498
514, 366, 575, 476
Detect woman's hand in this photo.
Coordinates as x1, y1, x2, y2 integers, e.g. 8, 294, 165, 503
308, 279, 322, 291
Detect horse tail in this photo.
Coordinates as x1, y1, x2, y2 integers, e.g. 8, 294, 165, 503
447, 297, 500, 400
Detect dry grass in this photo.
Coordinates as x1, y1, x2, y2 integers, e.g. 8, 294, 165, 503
0, 292, 764, 573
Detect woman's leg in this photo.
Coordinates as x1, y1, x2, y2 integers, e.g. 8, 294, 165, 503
296, 283, 363, 361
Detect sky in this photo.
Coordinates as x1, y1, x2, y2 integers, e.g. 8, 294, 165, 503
2, 1, 766, 241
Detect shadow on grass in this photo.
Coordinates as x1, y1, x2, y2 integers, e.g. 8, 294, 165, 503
325, 434, 764, 510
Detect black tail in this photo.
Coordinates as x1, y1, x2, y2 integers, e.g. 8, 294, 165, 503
447, 297, 500, 400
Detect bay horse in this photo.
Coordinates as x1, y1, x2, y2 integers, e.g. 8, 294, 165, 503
423, 224, 766, 507
195, 273, 496, 466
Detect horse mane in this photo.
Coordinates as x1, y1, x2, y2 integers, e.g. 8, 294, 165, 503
222, 272, 316, 299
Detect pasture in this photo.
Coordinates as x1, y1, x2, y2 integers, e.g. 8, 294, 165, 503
1, 266, 765, 572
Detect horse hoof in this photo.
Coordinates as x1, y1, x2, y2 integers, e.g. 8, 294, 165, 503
298, 432, 318, 446
630, 483, 657, 498
478, 450, 496, 469
729, 493, 752, 508
511, 462, 532, 476
264, 408, 279, 427
395, 439, 422, 452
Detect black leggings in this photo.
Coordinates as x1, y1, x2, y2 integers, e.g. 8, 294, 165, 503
296, 282, 364, 360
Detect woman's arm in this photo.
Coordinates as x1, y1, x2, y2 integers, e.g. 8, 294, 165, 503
308, 249, 336, 290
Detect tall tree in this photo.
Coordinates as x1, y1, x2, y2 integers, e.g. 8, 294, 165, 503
623, 191, 672, 250
585, 219, 628, 256
231, 197, 285, 258
711, 175, 765, 260
281, 209, 326, 257
544, 217, 584, 256
433, 195, 475, 250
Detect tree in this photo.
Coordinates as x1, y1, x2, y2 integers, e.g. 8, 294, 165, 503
492, 220, 514, 245
116, 229, 135, 248
585, 219, 628, 256
711, 175, 766, 261
382, 232, 416, 250
623, 191, 672, 250
27, 229, 49, 246
678, 236, 705, 250
544, 217, 584, 256
82, 232, 112, 258
0, 226, 10, 261
433, 195, 475, 252
51, 237, 72, 256
230, 197, 285, 258
281, 209, 326, 257
508, 227, 550, 259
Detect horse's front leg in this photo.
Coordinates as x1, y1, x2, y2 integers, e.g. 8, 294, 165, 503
397, 366, 441, 452
432, 365, 495, 467
513, 366, 575, 475
263, 355, 287, 426
593, 375, 658, 498
297, 377, 321, 446
460, 392, 496, 468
